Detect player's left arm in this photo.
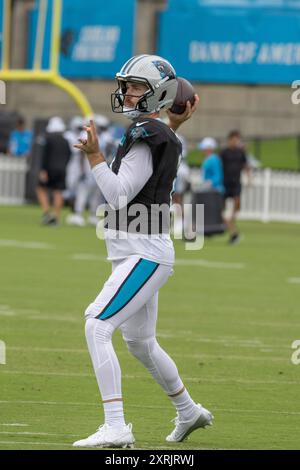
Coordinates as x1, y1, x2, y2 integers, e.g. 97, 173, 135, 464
91, 142, 153, 210
75, 122, 153, 210
166, 94, 200, 132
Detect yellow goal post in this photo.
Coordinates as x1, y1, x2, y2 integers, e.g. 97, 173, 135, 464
0, 0, 93, 117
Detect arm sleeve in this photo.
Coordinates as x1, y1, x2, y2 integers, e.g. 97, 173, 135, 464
92, 142, 153, 210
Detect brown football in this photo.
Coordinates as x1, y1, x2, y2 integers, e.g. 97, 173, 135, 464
169, 77, 196, 114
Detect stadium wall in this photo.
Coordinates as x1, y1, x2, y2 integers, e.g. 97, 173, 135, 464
4, 0, 300, 143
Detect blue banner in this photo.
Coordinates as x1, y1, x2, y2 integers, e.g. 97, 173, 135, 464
167, 0, 300, 11
0, 0, 4, 68
28, 0, 136, 78
158, 3, 300, 84
60, 0, 136, 78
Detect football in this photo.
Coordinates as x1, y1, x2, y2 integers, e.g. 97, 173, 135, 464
169, 77, 196, 114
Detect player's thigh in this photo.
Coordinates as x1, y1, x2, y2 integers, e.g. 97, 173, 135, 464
119, 292, 159, 341
85, 256, 172, 330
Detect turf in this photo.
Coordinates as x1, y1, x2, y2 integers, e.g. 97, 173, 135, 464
0, 205, 300, 450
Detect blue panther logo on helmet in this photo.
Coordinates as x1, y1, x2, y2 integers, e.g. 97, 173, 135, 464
152, 60, 176, 80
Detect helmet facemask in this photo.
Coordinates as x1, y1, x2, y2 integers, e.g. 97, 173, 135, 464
111, 78, 155, 120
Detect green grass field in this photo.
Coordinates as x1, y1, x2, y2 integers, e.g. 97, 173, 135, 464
0, 206, 300, 450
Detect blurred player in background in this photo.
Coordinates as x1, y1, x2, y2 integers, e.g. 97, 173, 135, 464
72, 55, 213, 449
64, 116, 85, 210
36, 117, 71, 225
66, 115, 115, 226
8, 116, 33, 158
199, 137, 224, 194
220, 130, 251, 244
172, 133, 190, 236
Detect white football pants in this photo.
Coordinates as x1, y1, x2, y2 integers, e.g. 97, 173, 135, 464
84, 256, 184, 401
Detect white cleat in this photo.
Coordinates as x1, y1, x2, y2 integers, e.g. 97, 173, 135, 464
73, 423, 135, 449
166, 404, 214, 442
88, 215, 99, 226
66, 213, 86, 227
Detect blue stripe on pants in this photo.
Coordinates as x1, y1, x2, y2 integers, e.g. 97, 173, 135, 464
97, 259, 159, 321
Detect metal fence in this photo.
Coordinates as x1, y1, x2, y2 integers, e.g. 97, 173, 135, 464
0, 155, 28, 205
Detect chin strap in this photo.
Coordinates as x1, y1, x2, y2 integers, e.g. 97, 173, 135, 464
123, 107, 142, 120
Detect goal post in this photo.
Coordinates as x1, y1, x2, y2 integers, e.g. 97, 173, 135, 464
1, 0, 11, 71
0, 0, 93, 117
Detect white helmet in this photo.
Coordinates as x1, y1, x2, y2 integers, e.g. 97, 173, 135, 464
111, 54, 178, 119
94, 114, 110, 130
198, 137, 218, 151
46, 117, 66, 133
69, 116, 84, 132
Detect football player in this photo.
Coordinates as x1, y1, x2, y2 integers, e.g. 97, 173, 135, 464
72, 54, 213, 448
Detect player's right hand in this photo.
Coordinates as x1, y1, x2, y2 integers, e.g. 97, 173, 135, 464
74, 120, 100, 156
74, 120, 105, 169
167, 94, 199, 131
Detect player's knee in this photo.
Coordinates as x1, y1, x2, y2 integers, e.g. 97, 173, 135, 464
85, 317, 95, 341
85, 317, 114, 344
125, 337, 157, 362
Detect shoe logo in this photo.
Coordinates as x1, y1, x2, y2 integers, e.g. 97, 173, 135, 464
136, 122, 148, 127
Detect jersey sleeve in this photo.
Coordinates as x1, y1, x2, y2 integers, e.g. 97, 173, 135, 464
92, 142, 153, 210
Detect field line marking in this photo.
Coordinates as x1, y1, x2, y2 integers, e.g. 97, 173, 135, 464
71, 254, 245, 269
0, 400, 300, 416
4, 308, 299, 331
0, 424, 29, 427
2, 369, 300, 385
7, 346, 288, 362
0, 431, 80, 437
71, 254, 106, 262
0, 440, 216, 450
0, 240, 55, 250
4, 332, 292, 350
287, 277, 300, 284
175, 259, 245, 269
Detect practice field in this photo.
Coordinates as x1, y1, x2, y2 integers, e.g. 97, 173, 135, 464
0, 206, 300, 450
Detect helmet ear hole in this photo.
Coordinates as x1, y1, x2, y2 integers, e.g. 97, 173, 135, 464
138, 98, 148, 111
159, 91, 167, 102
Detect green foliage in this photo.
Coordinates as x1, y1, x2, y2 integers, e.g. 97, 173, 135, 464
188, 138, 300, 170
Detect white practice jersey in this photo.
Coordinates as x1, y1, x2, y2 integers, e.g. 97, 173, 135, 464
92, 142, 175, 266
